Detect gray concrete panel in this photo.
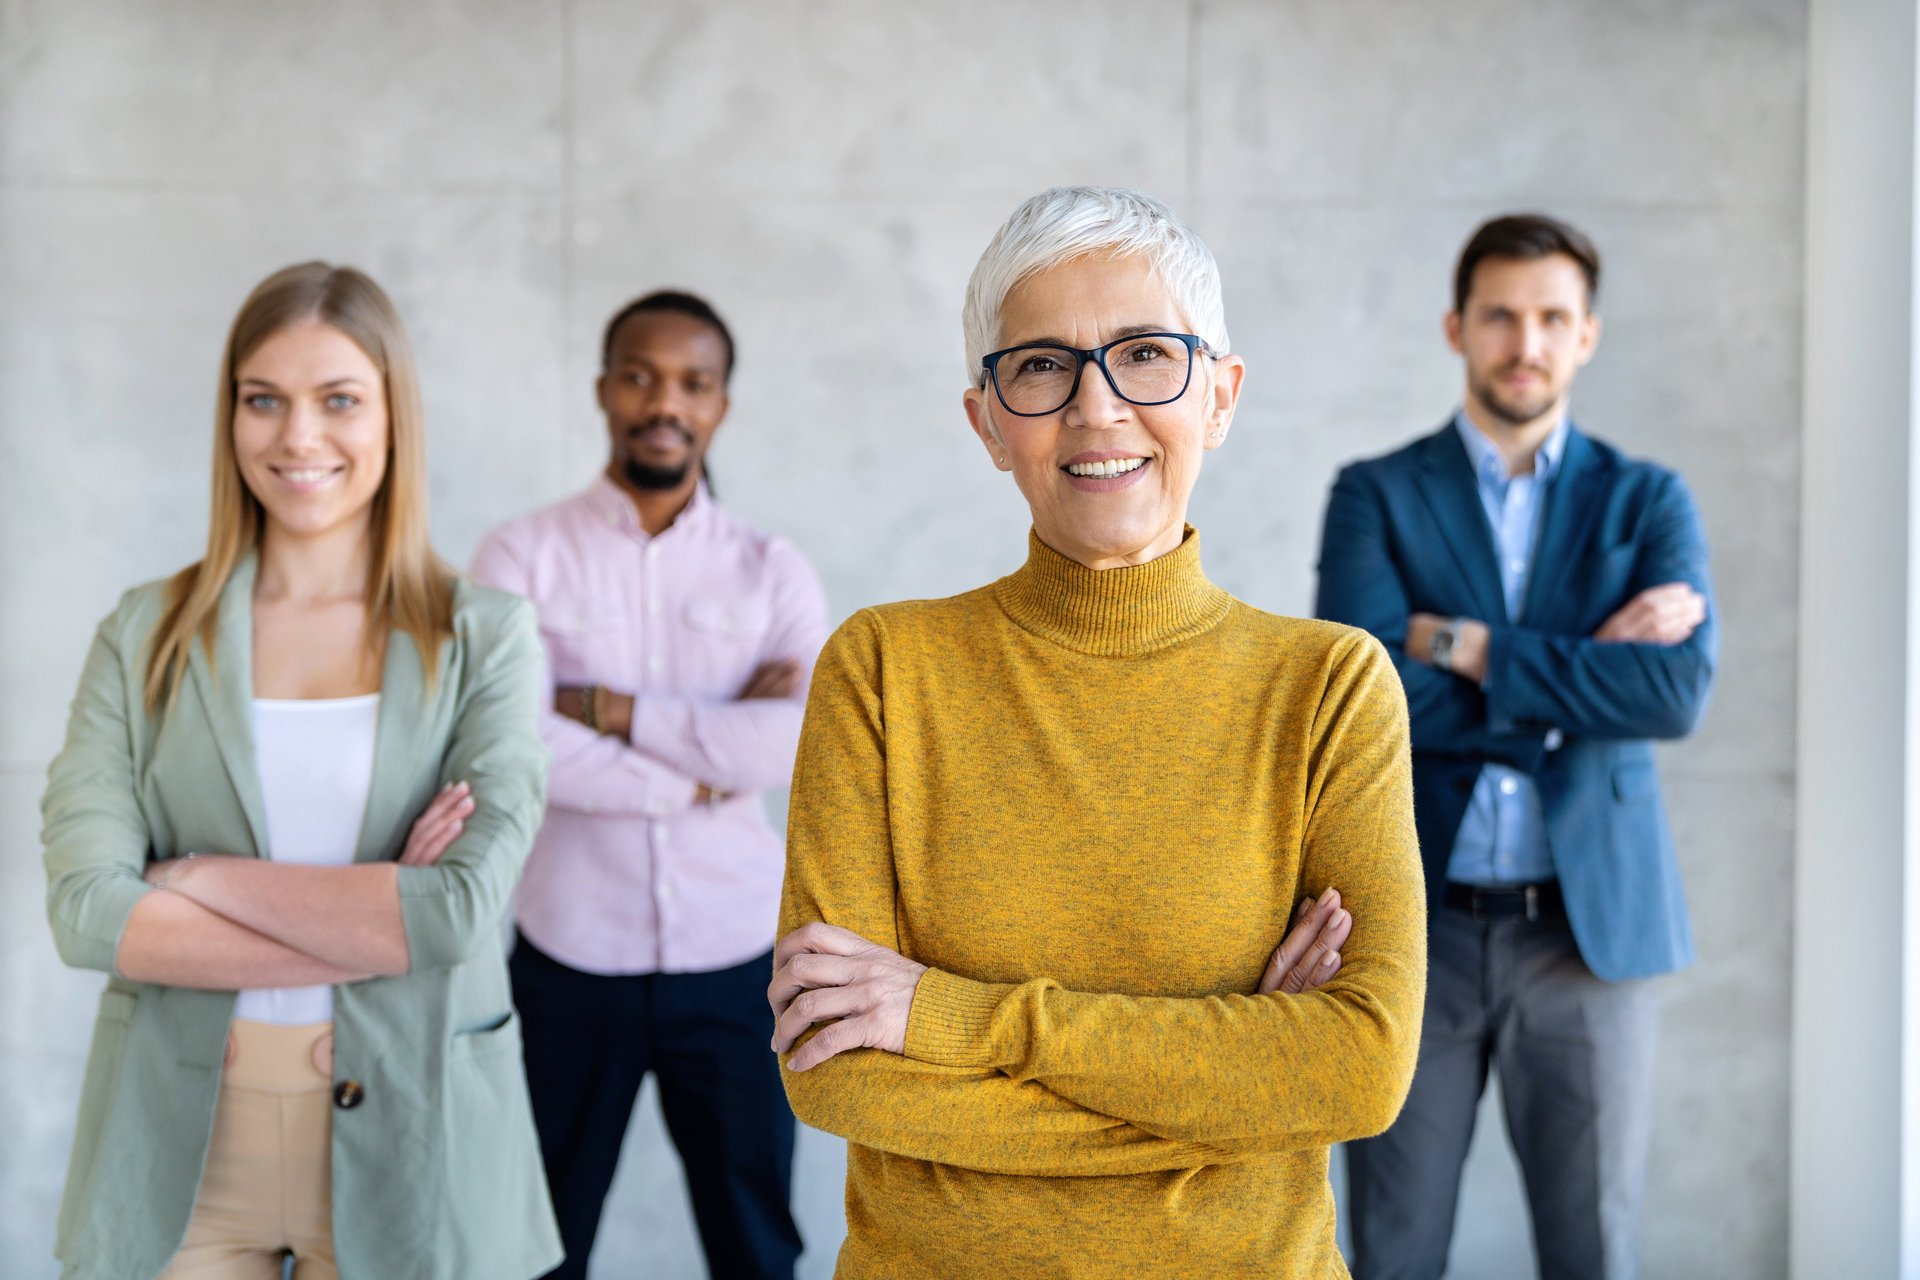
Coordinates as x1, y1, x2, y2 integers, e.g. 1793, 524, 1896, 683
1193, 0, 1805, 209
0, 0, 565, 187
571, 0, 1192, 202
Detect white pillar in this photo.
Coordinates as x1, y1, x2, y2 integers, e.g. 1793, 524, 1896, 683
1793, 1, 1920, 1275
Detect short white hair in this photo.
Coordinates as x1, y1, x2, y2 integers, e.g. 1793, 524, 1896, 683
961, 185, 1230, 386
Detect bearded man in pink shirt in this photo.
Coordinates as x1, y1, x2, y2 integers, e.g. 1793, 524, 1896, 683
473, 291, 827, 1280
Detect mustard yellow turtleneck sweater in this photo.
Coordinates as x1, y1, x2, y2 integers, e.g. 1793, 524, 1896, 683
779, 528, 1425, 1279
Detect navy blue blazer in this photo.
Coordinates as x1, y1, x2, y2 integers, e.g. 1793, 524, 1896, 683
1314, 422, 1716, 982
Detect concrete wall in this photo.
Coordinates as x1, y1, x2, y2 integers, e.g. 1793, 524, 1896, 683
0, 2, 1804, 1276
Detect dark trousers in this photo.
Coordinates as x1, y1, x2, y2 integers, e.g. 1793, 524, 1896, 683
1346, 902, 1659, 1280
510, 936, 802, 1280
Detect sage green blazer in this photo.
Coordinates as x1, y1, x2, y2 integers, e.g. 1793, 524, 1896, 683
42, 555, 564, 1280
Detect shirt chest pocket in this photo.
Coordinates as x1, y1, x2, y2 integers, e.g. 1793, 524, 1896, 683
536, 609, 625, 684
683, 599, 769, 643
681, 598, 770, 689
1596, 540, 1639, 580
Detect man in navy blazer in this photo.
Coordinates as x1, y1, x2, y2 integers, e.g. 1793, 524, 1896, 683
1316, 214, 1715, 1280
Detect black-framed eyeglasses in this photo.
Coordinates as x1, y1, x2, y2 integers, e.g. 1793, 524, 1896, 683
980, 332, 1218, 418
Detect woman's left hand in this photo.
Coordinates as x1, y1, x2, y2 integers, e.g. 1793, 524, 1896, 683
398, 781, 475, 866
769, 922, 928, 1071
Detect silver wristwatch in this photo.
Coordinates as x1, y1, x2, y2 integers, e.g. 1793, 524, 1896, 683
1429, 619, 1460, 671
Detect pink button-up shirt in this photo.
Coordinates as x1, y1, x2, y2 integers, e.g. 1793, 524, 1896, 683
472, 479, 828, 975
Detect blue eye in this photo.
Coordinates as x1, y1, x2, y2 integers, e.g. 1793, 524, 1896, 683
325, 393, 359, 411
243, 393, 281, 411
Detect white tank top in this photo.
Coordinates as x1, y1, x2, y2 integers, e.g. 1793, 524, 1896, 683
234, 693, 380, 1025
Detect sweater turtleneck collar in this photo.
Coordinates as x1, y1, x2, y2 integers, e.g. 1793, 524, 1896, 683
994, 525, 1233, 657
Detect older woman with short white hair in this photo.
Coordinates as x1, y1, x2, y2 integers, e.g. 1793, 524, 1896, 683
770, 186, 1425, 1278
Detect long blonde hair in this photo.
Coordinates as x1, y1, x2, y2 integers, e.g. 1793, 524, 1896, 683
144, 262, 454, 711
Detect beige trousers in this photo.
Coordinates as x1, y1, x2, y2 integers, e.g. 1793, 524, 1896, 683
159, 1020, 337, 1280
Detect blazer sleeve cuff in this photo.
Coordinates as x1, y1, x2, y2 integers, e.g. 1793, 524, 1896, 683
1480, 623, 1511, 705
395, 860, 494, 971
56, 875, 150, 976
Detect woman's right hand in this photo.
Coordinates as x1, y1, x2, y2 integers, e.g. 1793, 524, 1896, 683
1259, 887, 1353, 995
398, 782, 474, 866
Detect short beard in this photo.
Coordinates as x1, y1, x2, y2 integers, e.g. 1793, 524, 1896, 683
1470, 374, 1558, 429
623, 457, 691, 491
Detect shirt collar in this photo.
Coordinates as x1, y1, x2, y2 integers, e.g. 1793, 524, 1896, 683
1452, 409, 1569, 485
587, 474, 713, 539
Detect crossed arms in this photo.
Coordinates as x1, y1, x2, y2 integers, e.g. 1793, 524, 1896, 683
469, 532, 828, 817
43, 601, 548, 990
1314, 464, 1717, 754
767, 620, 1427, 1177
115, 783, 476, 988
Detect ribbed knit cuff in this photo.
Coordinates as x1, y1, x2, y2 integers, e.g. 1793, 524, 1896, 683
903, 969, 1017, 1069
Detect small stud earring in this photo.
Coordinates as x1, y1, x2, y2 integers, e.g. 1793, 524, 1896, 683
1207, 429, 1225, 440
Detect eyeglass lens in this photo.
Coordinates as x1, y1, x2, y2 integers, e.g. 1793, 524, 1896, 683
992, 335, 1194, 416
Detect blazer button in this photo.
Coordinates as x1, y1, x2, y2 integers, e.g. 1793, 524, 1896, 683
333, 1079, 366, 1110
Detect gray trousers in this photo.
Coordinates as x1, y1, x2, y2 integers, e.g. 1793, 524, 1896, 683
1345, 902, 1660, 1280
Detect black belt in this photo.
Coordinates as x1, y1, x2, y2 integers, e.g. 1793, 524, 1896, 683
1443, 881, 1563, 923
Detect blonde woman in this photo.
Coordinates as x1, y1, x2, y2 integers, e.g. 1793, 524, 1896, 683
41, 263, 562, 1279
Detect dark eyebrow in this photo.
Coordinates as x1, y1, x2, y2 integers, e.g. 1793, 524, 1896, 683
1008, 323, 1182, 349
614, 356, 725, 378
1107, 323, 1180, 341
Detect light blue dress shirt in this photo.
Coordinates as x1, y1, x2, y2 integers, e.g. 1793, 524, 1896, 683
1445, 411, 1567, 887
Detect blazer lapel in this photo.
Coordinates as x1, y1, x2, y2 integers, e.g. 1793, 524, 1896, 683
1520, 425, 1609, 626
355, 626, 437, 862
188, 552, 271, 857
1415, 425, 1508, 623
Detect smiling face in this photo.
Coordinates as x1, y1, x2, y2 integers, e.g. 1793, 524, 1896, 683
1446, 252, 1600, 433
963, 253, 1244, 570
598, 309, 731, 493
231, 319, 389, 547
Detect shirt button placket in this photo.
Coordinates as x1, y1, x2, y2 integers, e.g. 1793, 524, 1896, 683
643, 540, 663, 687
